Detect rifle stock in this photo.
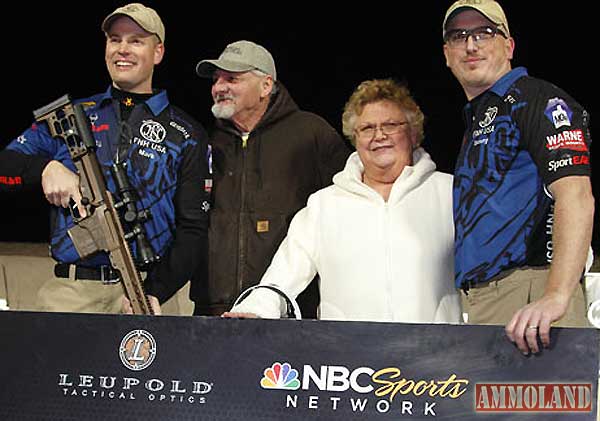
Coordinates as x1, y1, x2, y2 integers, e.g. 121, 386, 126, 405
34, 95, 153, 315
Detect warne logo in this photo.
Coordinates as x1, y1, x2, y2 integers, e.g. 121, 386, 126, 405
545, 129, 587, 152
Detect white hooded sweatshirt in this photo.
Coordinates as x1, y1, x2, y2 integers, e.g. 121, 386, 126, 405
231, 148, 461, 323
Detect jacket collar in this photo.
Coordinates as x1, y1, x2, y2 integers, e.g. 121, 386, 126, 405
334, 147, 437, 203
489, 67, 528, 97
96, 86, 170, 116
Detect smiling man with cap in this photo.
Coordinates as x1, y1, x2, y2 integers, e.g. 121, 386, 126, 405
102, 3, 165, 95
196, 40, 278, 132
185, 40, 351, 318
443, 0, 594, 355
0, 3, 211, 316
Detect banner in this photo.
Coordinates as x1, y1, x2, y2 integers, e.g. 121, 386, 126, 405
0, 311, 597, 420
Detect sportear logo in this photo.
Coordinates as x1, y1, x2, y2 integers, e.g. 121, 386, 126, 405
261, 362, 301, 390
119, 329, 157, 371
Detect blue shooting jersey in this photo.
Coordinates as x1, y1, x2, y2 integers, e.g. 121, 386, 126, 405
7, 87, 210, 299
453, 67, 592, 289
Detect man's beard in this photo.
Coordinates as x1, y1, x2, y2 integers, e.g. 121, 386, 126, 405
212, 97, 235, 120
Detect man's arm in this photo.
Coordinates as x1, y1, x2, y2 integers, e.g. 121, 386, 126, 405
40, 160, 86, 215
0, 149, 50, 192
227, 195, 321, 318
2, 112, 74, 194
506, 175, 594, 353
0, 152, 86, 216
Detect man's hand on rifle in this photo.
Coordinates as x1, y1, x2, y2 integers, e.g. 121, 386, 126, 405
122, 295, 162, 315
41, 160, 87, 217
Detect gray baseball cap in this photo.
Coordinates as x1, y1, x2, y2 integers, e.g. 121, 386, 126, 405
102, 3, 165, 43
196, 40, 277, 80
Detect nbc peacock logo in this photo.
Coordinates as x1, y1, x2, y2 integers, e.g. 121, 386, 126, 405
260, 362, 300, 390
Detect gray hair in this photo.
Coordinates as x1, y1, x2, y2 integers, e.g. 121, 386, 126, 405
252, 69, 278, 95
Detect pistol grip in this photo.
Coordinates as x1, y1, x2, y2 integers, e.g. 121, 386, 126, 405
69, 198, 82, 220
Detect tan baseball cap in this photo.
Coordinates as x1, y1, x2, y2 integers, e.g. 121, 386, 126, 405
443, 0, 510, 39
196, 40, 277, 81
102, 3, 165, 43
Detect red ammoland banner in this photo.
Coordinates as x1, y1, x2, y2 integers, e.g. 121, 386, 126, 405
0, 311, 597, 420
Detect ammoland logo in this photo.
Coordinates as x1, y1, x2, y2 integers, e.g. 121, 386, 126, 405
119, 329, 157, 371
475, 383, 592, 412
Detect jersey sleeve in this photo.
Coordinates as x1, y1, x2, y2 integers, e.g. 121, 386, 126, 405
1, 121, 68, 191
519, 82, 591, 185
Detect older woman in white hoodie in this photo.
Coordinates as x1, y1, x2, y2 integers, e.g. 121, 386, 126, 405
224, 79, 461, 323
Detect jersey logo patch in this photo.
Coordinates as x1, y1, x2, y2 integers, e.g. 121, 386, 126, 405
544, 98, 572, 129
545, 129, 587, 152
140, 120, 166, 144
479, 106, 497, 128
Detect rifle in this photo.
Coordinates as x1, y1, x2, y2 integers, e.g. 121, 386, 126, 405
33, 94, 155, 315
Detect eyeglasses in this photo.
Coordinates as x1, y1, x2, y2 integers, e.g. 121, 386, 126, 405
355, 121, 408, 140
444, 26, 505, 48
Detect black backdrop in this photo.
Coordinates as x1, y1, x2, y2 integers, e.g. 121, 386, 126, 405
1, 1, 598, 250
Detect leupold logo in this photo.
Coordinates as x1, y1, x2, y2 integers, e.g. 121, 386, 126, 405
261, 362, 301, 390
119, 330, 157, 371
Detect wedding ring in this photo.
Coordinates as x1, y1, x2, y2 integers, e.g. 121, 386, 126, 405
527, 325, 539, 330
